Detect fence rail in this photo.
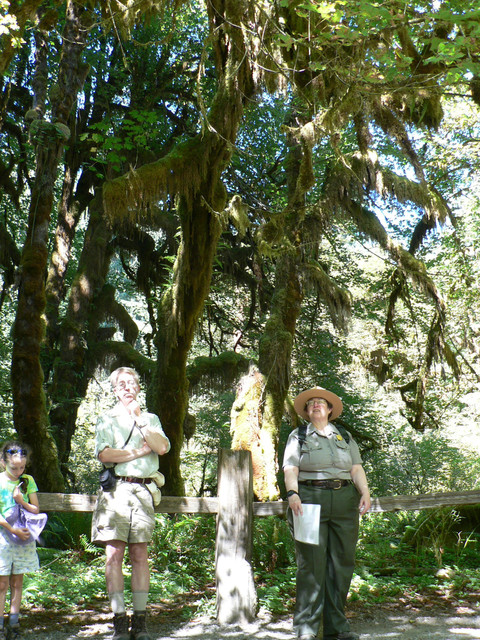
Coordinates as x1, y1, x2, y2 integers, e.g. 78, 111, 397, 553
36, 488, 480, 515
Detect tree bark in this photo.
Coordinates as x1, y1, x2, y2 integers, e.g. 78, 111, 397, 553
151, 0, 256, 495
230, 129, 306, 501
11, 1, 90, 490
48, 192, 112, 469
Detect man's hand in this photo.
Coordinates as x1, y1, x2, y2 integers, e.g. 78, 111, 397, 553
136, 441, 152, 457
128, 400, 142, 418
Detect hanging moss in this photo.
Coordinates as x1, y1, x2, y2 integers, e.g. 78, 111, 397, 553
225, 195, 250, 237
103, 134, 217, 225
303, 260, 351, 331
187, 351, 250, 390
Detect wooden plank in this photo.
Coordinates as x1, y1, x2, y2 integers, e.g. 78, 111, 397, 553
215, 449, 256, 625
369, 489, 480, 513
36, 493, 219, 514
37, 489, 480, 515
251, 490, 480, 516
156, 496, 218, 514
37, 492, 98, 512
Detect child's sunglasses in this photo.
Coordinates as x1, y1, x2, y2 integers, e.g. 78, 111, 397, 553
6, 448, 27, 456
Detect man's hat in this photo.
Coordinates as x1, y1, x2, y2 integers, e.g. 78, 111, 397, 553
293, 387, 343, 421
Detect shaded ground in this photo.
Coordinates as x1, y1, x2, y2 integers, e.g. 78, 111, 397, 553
22, 592, 480, 639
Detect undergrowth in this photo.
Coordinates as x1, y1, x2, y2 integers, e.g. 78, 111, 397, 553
18, 510, 480, 616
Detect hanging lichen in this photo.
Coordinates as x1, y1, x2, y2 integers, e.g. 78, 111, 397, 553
187, 351, 251, 391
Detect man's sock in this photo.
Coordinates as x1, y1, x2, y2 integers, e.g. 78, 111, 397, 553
109, 591, 126, 615
132, 590, 149, 613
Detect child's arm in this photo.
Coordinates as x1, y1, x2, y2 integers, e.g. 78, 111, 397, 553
13, 486, 40, 514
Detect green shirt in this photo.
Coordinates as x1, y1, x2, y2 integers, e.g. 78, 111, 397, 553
283, 423, 363, 480
0, 472, 37, 518
95, 403, 170, 478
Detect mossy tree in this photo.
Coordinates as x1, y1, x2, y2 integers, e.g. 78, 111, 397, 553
102, 0, 261, 495
1, 0, 480, 496
11, 1, 91, 490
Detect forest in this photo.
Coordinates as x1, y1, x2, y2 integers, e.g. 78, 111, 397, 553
0, 0, 480, 638
1, 2, 480, 621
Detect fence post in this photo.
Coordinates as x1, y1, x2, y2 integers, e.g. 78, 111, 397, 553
215, 448, 257, 625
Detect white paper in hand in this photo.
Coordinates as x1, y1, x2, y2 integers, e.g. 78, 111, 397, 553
293, 503, 321, 545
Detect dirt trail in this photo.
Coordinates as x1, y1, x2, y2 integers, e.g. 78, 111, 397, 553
25, 599, 480, 640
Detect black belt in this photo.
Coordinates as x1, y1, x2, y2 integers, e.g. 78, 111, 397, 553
299, 479, 351, 490
118, 476, 149, 485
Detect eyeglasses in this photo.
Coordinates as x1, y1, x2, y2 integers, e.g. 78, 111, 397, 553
305, 399, 329, 408
5, 448, 27, 456
115, 380, 137, 390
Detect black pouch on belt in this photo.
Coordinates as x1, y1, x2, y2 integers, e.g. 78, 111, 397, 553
99, 466, 117, 491
98, 422, 136, 491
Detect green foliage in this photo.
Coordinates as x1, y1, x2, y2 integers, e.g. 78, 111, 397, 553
20, 510, 480, 617
181, 391, 235, 496
352, 510, 480, 605
23, 548, 106, 609
365, 427, 480, 496
253, 516, 296, 613
41, 513, 93, 550
149, 514, 216, 594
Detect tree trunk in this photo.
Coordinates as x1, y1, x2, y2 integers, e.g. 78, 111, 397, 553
230, 251, 303, 501
153, 190, 224, 496
49, 192, 112, 470
151, 0, 256, 496
230, 132, 306, 501
11, 0, 90, 490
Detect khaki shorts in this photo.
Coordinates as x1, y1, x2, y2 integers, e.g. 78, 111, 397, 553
91, 481, 155, 545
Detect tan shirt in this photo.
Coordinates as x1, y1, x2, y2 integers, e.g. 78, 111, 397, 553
282, 422, 362, 480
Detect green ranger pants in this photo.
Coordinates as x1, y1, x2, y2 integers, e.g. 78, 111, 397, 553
288, 483, 360, 639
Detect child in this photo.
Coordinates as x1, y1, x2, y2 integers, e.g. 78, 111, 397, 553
0, 442, 43, 639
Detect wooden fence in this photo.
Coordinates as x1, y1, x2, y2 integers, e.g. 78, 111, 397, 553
36, 449, 480, 625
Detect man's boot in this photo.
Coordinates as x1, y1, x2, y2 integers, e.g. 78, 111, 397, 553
130, 611, 151, 640
112, 613, 130, 640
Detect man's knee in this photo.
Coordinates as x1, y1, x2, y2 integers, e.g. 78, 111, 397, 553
106, 542, 126, 567
129, 542, 149, 566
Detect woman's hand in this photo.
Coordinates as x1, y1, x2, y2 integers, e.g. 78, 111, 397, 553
288, 493, 303, 516
284, 466, 303, 515
350, 464, 371, 515
359, 492, 371, 515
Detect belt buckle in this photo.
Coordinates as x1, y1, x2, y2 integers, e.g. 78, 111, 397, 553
332, 479, 343, 490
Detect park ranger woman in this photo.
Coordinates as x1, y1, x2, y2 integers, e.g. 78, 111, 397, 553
283, 387, 371, 640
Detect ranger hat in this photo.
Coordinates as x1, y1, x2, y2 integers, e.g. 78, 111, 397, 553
293, 387, 343, 421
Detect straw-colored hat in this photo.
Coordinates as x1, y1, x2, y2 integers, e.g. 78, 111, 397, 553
293, 387, 343, 421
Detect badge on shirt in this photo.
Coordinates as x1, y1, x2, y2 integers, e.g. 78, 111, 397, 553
336, 434, 343, 441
